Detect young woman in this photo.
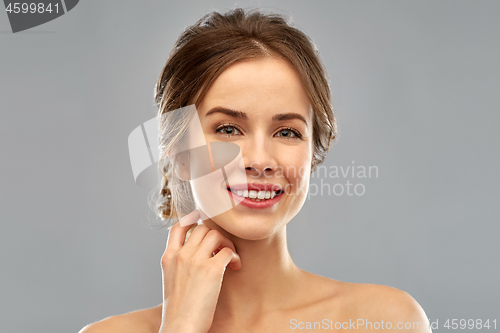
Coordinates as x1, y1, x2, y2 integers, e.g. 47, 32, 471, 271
81, 8, 430, 333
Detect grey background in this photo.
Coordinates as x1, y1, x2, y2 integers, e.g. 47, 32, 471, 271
1, 0, 499, 332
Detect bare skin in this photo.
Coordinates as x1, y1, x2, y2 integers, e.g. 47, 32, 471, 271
80, 57, 430, 333
80, 279, 430, 333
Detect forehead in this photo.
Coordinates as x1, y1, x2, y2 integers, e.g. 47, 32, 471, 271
198, 57, 312, 122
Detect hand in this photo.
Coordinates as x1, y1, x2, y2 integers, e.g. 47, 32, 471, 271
159, 210, 242, 333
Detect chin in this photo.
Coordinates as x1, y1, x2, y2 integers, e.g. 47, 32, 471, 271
204, 209, 283, 241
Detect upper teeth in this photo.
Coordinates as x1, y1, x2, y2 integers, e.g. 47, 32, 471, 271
231, 189, 277, 199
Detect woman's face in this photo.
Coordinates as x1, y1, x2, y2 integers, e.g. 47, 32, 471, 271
196, 57, 313, 240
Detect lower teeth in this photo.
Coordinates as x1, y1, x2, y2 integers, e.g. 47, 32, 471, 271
241, 195, 277, 201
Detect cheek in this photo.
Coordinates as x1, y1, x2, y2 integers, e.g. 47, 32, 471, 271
281, 146, 312, 192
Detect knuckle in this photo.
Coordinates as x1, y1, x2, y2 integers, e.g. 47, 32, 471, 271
162, 248, 175, 260
218, 246, 233, 257
206, 229, 222, 240
160, 254, 169, 269
194, 224, 209, 233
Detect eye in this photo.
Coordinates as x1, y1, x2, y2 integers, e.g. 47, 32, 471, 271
214, 124, 303, 140
275, 127, 302, 140
215, 123, 242, 137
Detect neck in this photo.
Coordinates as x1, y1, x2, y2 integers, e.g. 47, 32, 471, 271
211, 225, 303, 324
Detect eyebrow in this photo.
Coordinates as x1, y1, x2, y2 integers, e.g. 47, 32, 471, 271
205, 106, 308, 126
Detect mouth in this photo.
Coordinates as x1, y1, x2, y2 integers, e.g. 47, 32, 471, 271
226, 187, 284, 202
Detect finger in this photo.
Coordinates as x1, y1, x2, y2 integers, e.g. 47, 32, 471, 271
182, 222, 212, 248
165, 210, 200, 253
211, 247, 242, 271
197, 230, 237, 260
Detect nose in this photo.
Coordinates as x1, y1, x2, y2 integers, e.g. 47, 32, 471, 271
242, 136, 278, 178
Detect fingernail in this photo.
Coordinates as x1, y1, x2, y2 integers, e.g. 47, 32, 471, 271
180, 210, 200, 227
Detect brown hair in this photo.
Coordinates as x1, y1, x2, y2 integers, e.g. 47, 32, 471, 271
153, 7, 337, 224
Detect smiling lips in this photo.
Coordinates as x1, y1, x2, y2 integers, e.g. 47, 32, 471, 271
226, 183, 284, 209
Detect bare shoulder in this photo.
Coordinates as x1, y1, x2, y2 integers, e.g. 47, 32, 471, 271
79, 304, 162, 333
350, 283, 426, 312
298, 272, 430, 332
335, 281, 431, 332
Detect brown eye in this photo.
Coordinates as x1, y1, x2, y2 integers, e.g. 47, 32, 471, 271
280, 129, 294, 137
216, 124, 241, 136
276, 127, 301, 140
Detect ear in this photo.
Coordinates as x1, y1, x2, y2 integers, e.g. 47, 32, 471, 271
172, 153, 191, 180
